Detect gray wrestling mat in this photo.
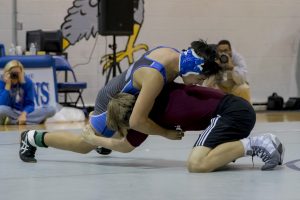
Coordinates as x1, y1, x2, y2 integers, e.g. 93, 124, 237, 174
0, 122, 299, 200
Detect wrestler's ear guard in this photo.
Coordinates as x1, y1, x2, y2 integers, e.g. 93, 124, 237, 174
178, 48, 205, 77
178, 48, 221, 77
189, 40, 222, 76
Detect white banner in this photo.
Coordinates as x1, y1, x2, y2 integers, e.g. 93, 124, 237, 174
0, 67, 57, 108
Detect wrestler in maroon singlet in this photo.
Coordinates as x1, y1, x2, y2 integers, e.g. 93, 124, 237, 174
126, 82, 256, 148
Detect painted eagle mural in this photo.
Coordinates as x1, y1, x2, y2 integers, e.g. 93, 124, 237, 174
60, 0, 148, 78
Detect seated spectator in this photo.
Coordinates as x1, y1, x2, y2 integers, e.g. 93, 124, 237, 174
0, 60, 55, 125
203, 40, 251, 102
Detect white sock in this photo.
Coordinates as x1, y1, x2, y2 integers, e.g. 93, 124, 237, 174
27, 130, 38, 147
240, 138, 252, 156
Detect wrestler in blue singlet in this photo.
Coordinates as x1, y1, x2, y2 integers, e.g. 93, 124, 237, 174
121, 46, 179, 94
90, 46, 181, 137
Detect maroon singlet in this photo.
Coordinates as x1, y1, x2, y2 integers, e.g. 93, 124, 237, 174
126, 83, 225, 147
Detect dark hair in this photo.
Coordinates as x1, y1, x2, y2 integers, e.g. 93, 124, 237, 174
191, 39, 221, 76
217, 40, 232, 50
191, 40, 216, 62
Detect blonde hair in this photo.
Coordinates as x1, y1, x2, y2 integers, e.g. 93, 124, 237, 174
3, 60, 25, 83
107, 93, 136, 132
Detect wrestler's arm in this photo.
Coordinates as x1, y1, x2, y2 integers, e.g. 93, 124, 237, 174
82, 126, 135, 153
130, 68, 183, 140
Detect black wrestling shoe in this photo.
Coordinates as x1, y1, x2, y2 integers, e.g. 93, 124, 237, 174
95, 147, 112, 155
19, 130, 37, 163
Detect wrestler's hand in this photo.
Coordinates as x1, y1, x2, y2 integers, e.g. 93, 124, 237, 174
164, 129, 184, 140
82, 125, 98, 145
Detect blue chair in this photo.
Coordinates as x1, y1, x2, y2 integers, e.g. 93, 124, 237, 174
0, 43, 5, 57
53, 56, 87, 108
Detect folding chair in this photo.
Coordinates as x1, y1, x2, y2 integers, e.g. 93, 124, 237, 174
0, 43, 5, 57
53, 56, 87, 109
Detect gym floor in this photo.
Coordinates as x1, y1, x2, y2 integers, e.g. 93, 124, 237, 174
0, 111, 300, 200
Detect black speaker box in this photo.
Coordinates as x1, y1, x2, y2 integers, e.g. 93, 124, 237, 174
98, 0, 134, 36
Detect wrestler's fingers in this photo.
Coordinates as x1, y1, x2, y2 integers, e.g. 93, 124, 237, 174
180, 131, 185, 137
177, 130, 184, 136
177, 132, 184, 140
82, 125, 93, 138
81, 128, 88, 139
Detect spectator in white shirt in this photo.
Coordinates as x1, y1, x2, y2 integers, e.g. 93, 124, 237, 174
203, 40, 251, 102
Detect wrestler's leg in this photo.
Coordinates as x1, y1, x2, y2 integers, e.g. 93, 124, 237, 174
19, 130, 96, 163
231, 83, 251, 103
44, 131, 96, 153
187, 134, 284, 172
187, 141, 244, 173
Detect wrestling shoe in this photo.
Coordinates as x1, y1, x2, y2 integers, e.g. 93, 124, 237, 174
249, 133, 284, 170
95, 147, 112, 155
19, 130, 37, 163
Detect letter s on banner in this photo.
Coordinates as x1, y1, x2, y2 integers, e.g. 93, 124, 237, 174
34, 82, 50, 107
